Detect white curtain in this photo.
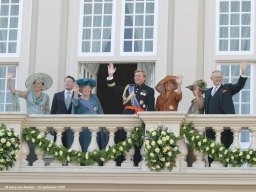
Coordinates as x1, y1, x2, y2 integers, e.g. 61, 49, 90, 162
137, 62, 154, 87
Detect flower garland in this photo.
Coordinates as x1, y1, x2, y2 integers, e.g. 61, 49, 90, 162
181, 122, 256, 167
22, 124, 145, 165
144, 125, 180, 171
0, 124, 20, 170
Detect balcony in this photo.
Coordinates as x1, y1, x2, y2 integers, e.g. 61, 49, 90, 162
0, 112, 256, 192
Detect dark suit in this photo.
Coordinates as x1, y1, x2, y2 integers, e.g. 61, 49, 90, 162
204, 76, 247, 164
50, 90, 74, 147
107, 78, 155, 166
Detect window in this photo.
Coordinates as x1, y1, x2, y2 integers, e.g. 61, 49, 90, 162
0, 0, 22, 56
220, 64, 252, 114
0, 66, 17, 112
121, 0, 157, 54
216, 0, 254, 54
78, 0, 115, 55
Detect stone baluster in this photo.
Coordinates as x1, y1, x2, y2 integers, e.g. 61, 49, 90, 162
192, 127, 205, 168
210, 127, 223, 168
105, 127, 117, 167
178, 136, 188, 168
34, 126, 47, 166
20, 141, 30, 166
69, 127, 82, 166
121, 126, 135, 167
50, 127, 64, 166
231, 127, 241, 149
249, 127, 256, 167
87, 127, 99, 166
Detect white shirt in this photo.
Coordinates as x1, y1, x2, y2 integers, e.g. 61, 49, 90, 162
64, 90, 73, 100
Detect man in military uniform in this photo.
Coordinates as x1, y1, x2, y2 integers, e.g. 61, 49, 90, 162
107, 63, 155, 165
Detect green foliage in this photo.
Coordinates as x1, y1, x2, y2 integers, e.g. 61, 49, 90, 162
0, 124, 20, 170
181, 122, 256, 166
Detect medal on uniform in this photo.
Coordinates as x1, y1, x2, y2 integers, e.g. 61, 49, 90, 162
140, 100, 144, 105
143, 104, 146, 108
169, 105, 174, 110
94, 107, 97, 111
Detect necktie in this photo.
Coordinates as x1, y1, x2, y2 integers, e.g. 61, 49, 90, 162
65, 91, 71, 109
211, 86, 217, 96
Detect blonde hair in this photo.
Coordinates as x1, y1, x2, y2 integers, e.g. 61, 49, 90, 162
134, 69, 146, 77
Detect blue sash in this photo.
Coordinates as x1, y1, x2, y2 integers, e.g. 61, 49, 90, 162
80, 98, 97, 114
129, 85, 140, 108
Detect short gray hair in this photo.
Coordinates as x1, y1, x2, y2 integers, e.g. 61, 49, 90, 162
211, 70, 223, 77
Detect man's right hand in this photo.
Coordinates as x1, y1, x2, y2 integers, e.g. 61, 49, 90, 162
107, 63, 116, 77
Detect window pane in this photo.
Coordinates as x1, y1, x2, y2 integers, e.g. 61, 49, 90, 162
0, 92, 4, 103
82, 41, 90, 52
242, 1, 251, 12
241, 40, 250, 51
144, 41, 153, 52
0, 30, 7, 40
0, 80, 5, 90
241, 27, 250, 38
11, 0, 19, 3
124, 41, 132, 52
83, 29, 91, 40
242, 14, 250, 25
135, 15, 143, 26
146, 3, 154, 13
230, 27, 239, 38
125, 3, 133, 14
103, 28, 111, 39
5, 104, 12, 111
223, 78, 229, 84
0, 5, 9, 16
135, 3, 144, 14
0, 104, 4, 112
92, 41, 101, 52
134, 41, 142, 52
219, 40, 228, 51
243, 78, 250, 89
0, 67, 6, 77
230, 14, 239, 25
230, 39, 239, 51
94, 3, 102, 14
124, 28, 133, 39
92, 29, 101, 39
104, 3, 112, 14
231, 65, 240, 76
102, 41, 110, 52
233, 93, 239, 102
231, 1, 240, 12
241, 91, 250, 102
134, 28, 143, 39
145, 28, 153, 39
93, 16, 102, 27
0, 17, 8, 28
220, 27, 228, 38
125, 16, 133, 26
231, 77, 238, 84
6, 91, 12, 102
103, 16, 112, 27
83, 16, 92, 27
145, 15, 154, 26
8, 42, 16, 53
10, 5, 19, 15
241, 104, 250, 114
219, 14, 229, 25
10, 17, 18, 28
84, 4, 92, 14
0, 42, 6, 53
220, 2, 229, 12
9, 30, 17, 40
221, 65, 229, 76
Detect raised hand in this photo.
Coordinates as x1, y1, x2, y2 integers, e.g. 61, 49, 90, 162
7, 70, 15, 80
73, 83, 79, 93
176, 75, 183, 85
107, 63, 116, 77
240, 60, 247, 75
192, 86, 200, 96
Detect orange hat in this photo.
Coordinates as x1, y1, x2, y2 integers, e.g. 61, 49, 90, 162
155, 76, 177, 94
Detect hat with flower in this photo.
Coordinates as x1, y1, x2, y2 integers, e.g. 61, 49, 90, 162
186, 79, 207, 92
25, 73, 53, 91
76, 78, 96, 88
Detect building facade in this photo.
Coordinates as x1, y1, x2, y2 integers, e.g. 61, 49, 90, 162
0, 0, 255, 115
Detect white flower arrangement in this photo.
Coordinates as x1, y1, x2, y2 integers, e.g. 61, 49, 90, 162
0, 124, 20, 171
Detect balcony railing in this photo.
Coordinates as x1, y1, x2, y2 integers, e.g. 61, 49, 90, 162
1, 112, 256, 191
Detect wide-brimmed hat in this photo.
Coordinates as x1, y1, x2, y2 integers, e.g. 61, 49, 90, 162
25, 73, 53, 91
76, 78, 96, 88
186, 79, 207, 92
155, 76, 177, 94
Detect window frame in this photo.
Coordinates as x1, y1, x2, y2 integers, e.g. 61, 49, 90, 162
0, 0, 23, 57
77, 0, 116, 56
120, 0, 158, 56
215, 0, 254, 55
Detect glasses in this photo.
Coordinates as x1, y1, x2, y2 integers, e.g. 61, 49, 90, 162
212, 76, 223, 79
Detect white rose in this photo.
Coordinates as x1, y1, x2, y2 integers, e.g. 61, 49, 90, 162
169, 139, 174, 144
31, 138, 35, 143
160, 157, 165, 161
161, 131, 166, 135
8, 132, 12, 136
147, 145, 151, 149
39, 142, 42, 146
157, 140, 163, 145
112, 149, 116, 153
59, 150, 63, 155
1, 138, 6, 143
14, 132, 18, 137
155, 148, 160, 153
100, 158, 105, 161
246, 155, 250, 159
198, 142, 201, 146
203, 138, 207, 143
191, 136, 195, 141
162, 137, 166, 142
165, 135, 170, 140
219, 154, 222, 157
239, 152, 243, 156
37, 134, 42, 139
127, 138, 132, 144
119, 146, 124, 151
210, 143, 215, 148
156, 165, 160, 169
165, 162, 170, 167
68, 149, 72, 153
152, 132, 156, 136
150, 153, 154, 157
151, 141, 156, 146
67, 156, 70, 161
231, 156, 234, 160
150, 128, 155, 132
168, 152, 172, 156
6, 142, 11, 147
55, 152, 58, 156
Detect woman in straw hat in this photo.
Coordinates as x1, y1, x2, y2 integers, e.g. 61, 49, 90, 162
7, 70, 52, 114
155, 75, 183, 111
67, 78, 107, 155
186, 79, 207, 114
